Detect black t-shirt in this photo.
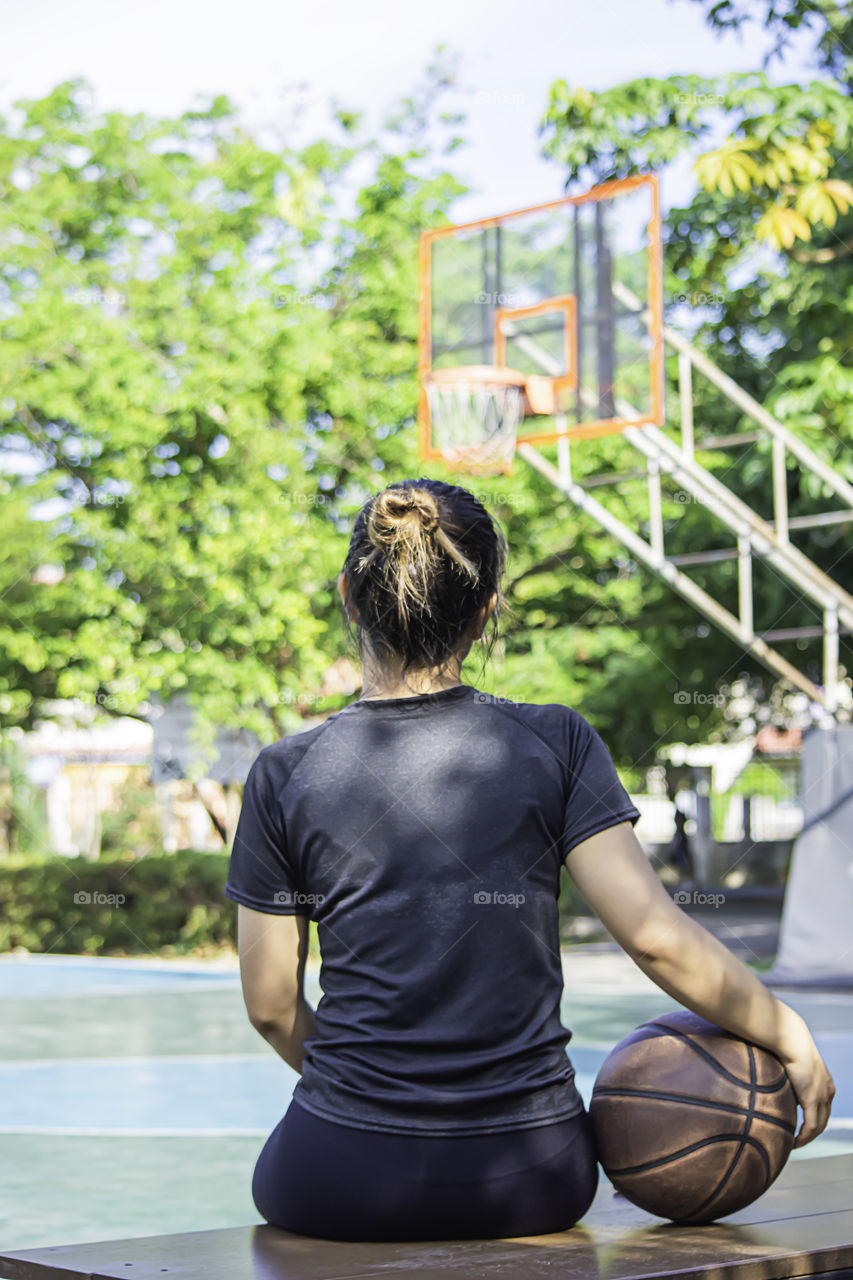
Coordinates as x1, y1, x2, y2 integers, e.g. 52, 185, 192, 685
224, 684, 641, 1135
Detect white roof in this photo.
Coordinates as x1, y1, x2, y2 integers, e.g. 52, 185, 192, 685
21, 705, 153, 757
659, 739, 757, 792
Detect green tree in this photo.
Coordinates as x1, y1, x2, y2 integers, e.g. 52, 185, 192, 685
680, 0, 853, 81
517, 5, 853, 755
0, 65, 463, 754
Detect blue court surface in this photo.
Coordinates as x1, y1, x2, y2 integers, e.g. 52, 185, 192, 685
1, 954, 851, 1250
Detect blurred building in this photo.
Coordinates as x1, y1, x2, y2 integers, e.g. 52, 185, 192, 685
15, 658, 361, 858
646, 732, 803, 885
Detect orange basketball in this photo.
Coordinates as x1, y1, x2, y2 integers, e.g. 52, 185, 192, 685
590, 1010, 797, 1223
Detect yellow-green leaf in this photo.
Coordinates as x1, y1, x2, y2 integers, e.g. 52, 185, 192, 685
780, 140, 829, 181
765, 147, 792, 184
797, 182, 838, 226
731, 158, 758, 193
693, 147, 759, 198
756, 204, 813, 250
824, 179, 853, 215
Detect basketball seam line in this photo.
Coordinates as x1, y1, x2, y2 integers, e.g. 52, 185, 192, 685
644, 1021, 788, 1093
605, 1132, 773, 1179
591, 1088, 796, 1134
679, 1040, 769, 1224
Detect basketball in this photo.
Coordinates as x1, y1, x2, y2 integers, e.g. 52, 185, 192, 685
589, 1009, 797, 1224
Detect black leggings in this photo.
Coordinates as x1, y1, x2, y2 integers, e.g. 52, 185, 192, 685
252, 1099, 600, 1241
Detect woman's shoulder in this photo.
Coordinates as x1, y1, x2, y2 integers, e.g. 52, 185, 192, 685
249, 713, 343, 780
474, 693, 596, 757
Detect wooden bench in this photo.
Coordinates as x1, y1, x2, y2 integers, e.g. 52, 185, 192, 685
1, 1153, 851, 1280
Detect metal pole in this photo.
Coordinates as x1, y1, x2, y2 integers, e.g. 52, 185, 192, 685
594, 200, 615, 419
481, 233, 490, 364
824, 605, 839, 714
738, 530, 754, 641
556, 416, 571, 487
773, 436, 789, 545
573, 203, 583, 426
648, 458, 664, 561
678, 349, 694, 461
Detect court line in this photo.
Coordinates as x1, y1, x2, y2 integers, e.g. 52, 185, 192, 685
0, 1126, 269, 1137
0, 1049, 615, 1069
0, 956, 239, 974
0, 1054, 274, 1069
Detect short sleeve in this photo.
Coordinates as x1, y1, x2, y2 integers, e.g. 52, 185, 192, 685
224, 750, 308, 915
561, 717, 641, 858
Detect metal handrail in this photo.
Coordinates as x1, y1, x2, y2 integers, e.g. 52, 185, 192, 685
515, 288, 853, 717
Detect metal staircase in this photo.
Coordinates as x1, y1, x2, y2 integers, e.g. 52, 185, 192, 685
512, 283, 853, 717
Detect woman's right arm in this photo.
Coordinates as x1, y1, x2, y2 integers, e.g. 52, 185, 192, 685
565, 821, 835, 1148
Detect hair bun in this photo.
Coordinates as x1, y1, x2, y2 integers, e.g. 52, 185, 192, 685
369, 486, 440, 547
345, 479, 503, 666
412, 491, 440, 533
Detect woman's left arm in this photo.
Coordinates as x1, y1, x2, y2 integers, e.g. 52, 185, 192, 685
237, 905, 317, 1073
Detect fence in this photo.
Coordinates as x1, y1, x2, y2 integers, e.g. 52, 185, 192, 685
631, 792, 804, 846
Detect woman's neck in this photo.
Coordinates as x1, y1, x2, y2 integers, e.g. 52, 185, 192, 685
359, 665, 464, 701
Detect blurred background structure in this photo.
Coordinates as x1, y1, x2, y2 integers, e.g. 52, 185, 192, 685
0, 0, 851, 953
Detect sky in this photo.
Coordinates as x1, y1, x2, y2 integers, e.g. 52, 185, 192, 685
0, 0, 824, 223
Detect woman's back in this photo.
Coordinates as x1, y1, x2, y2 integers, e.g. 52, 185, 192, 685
225, 683, 640, 1134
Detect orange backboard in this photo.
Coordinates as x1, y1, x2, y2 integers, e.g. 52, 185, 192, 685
418, 173, 664, 463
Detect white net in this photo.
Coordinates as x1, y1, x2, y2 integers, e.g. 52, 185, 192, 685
426, 373, 523, 476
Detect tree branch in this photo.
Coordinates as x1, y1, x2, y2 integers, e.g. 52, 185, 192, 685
791, 236, 853, 264
191, 780, 227, 844
507, 549, 588, 590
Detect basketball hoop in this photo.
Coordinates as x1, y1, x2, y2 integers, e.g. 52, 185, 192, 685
424, 366, 524, 476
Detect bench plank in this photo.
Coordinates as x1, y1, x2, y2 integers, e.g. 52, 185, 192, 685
0, 1154, 851, 1280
